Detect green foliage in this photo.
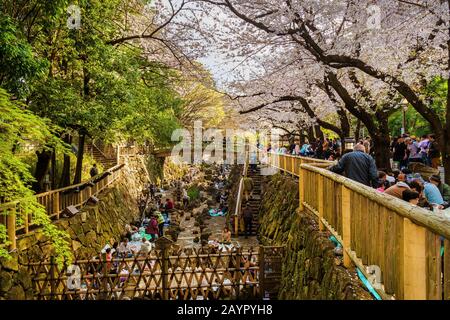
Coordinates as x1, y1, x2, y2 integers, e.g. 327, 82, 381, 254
389, 77, 447, 137
0, 14, 47, 98
0, 0, 224, 264
187, 186, 200, 200
0, 88, 71, 263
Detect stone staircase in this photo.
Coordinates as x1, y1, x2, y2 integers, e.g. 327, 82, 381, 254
86, 143, 117, 169
239, 164, 262, 236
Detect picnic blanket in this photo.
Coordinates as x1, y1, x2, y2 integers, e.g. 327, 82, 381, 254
209, 208, 226, 217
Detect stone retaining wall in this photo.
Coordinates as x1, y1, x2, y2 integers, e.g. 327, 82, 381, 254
0, 156, 149, 300
258, 174, 373, 300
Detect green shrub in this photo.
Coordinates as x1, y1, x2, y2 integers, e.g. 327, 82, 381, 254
187, 186, 200, 200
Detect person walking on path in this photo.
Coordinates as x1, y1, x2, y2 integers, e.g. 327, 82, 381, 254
393, 136, 408, 169
90, 164, 99, 178
242, 175, 254, 201
329, 143, 378, 187
242, 202, 253, 239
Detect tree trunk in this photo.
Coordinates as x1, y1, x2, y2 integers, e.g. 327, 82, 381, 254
372, 133, 392, 172
443, 151, 450, 185
33, 149, 52, 193
355, 119, 361, 140
51, 148, 57, 190
437, 130, 450, 185
314, 125, 324, 140
307, 127, 315, 143
445, 0, 450, 185
299, 130, 306, 145
59, 134, 72, 188
73, 131, 86, 184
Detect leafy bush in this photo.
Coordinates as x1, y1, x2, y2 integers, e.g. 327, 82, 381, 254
187, 186, 200, 200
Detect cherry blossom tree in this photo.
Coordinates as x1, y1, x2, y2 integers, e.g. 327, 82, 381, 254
163, 0, 449, 177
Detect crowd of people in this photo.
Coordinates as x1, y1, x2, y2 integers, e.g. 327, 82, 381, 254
324, 137, 449, 212
391, 133, 440, 169
263, 137, 343, 161
259, 132, 448, 213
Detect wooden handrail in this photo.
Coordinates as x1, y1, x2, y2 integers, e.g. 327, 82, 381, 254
0, 163, 126, 250
28, 164, 124, 198
234, 152, 249, 235
301, 164, 450, 239
267, 152, 450, 300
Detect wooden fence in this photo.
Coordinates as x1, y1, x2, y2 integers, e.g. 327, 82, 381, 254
266, 152, 334, 177
26, 246, 261, 300
267, 152, 450, 300
0, 164, 125, 250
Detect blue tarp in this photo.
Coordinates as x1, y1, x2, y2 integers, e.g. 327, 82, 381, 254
209, 208, 226, 217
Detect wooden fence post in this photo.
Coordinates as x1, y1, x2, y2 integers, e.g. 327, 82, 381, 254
299, 162, 305, 212
24, 208, 29, 235
234, 248, 241, 300
259, 246, 265, 299
291, 157, 295, 177
53, 192, 60, 219
156, 237, 173, 300
341, 185, 351, 268
50, 256, 56, 300
317, 175, 324, 231
403, 218, 427, 299
7, 207, 16, 251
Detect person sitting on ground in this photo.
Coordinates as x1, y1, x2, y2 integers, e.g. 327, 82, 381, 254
384, 173, 410, 199
424, 175, 446, 209
221, 226, 232, 244
385, 171, 396, 186
329, 143, 378, 187
140, 238, 152, 255
145, 215, 159, 242
220, 191, 228, 206
376, 171, 388, 192
118, 238, 132, 258
220, 203, 229, 214
164, 198, 174, 214
402, 189, 420, 206
124, 224, 134, 240
105, 248, 113, 272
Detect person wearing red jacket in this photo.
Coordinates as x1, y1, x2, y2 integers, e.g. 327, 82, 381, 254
145, 215, 159, 241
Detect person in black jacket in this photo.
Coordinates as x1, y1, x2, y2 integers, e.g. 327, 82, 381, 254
392, 136, 408, 169
329, 143, 378, 187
